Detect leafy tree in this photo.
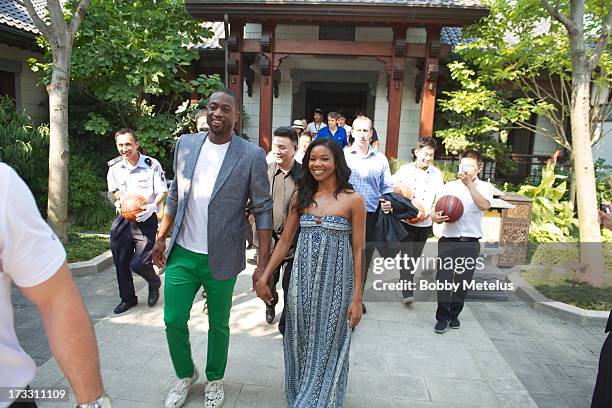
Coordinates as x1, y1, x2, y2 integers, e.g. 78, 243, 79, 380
30, 0, 223, 157
438, 0, 611, 285
20, 0, 91, 242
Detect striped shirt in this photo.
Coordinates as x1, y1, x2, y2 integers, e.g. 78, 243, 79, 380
344, 147, 394, 212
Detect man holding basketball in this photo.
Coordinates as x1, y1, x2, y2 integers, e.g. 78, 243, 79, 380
107, 128, 168, 314
431, 149, 492, 333
392, 137, 444, 305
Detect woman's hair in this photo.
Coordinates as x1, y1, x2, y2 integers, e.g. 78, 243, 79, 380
294, 138, 353, 213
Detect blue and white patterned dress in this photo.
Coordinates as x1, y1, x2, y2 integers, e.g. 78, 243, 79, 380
284, 213, 353, 408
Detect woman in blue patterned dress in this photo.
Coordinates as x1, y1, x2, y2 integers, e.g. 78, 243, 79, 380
256, 138, 366, 407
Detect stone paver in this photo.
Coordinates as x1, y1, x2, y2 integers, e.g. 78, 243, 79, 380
12, 250, 606, 407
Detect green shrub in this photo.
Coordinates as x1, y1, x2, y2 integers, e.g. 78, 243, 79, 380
69, 155, 115, 229
435, 160, 459, 183
0, 96, 49, 208
518, 161, 578, 242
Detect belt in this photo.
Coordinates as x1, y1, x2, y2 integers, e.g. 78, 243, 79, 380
442, 237, 481, 242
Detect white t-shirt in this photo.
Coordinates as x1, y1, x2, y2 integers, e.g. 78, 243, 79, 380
0, 164, 66, 404
392, 162, 444, 227
177, 139, 230, 254
306, 121, 327, 135
440, 178, 493, 238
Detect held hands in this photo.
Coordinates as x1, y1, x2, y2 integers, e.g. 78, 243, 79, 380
152, 239, 167, 268
431, 210, 449, 224
136, 203, 157, 222
347, 300, 363, 329
255, 277, 274, 305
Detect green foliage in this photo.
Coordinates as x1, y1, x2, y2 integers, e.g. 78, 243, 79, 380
64, 233, 110, 263
0, 96, 50, 208
29, 0, 223, 158
69, 155, 116, 229
437, 0, 611, 170
518, 162, 578, 242
388, 158, 406, 175
595, 158, 612, 202
435, 160, 459, 183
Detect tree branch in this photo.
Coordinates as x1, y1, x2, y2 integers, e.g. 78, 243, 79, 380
587, 5, 612, 71
540, 0, 574, 31
46, 0, 68, 34
68, 0, 91, 39
18, 0, 52, 40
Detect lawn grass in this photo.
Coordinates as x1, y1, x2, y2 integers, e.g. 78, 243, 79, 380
65, 232, 110, 263
521, 269, 612, 311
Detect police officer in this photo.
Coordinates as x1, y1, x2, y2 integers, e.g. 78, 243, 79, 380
107, 128, 168, 314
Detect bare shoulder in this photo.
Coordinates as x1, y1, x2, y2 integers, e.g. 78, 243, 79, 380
339, 189, 365, 212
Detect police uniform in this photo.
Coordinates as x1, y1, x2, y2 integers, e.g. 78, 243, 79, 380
107, 153, 167, 307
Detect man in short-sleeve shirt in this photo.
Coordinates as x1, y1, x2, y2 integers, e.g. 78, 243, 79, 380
107, 128, 168, 314
431, 150, 492, 334
0, 163, 109, 408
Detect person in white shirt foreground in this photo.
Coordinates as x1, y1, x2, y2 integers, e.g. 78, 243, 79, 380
431, 150, 492, 333
0, 163, 109, 408
392, 137, 444, 304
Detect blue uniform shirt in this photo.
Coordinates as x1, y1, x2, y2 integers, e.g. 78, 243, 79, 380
315, 126, 348, 148
107, 153, 168, 209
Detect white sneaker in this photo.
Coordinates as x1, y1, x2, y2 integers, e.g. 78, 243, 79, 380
204, 380, 225, 407
165, 368, 199, 408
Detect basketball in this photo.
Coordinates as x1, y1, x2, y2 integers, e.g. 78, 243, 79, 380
393, 182, 414, 200
434, 195, 464, 223
120, 194, 149, 222
405, 200, 426, 224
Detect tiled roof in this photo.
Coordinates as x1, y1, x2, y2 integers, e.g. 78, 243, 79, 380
189, 0, 485, 8
194, 23, 464, 50
0, 0, 46, 35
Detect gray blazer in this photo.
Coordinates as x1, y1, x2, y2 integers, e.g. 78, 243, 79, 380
165, 132, 273, 280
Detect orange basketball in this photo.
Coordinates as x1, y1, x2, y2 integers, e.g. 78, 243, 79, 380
393, 182, 414, 200
120, 194, 149, 223
405, 200, 426, 224
434, 195, 464, 223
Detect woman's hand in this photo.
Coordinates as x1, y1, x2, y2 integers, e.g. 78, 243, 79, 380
347, 300, 363, 329
255, 279, 274, 305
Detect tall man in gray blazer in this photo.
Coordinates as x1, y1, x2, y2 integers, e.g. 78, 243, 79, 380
152, 89, 273, 408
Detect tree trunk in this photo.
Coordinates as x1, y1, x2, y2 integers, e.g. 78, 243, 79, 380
571, 67, 604, 286
46, 48, 71, 243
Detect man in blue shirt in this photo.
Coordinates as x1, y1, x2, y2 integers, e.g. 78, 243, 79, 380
315, 111, 348, 148
344, 116, 394, 314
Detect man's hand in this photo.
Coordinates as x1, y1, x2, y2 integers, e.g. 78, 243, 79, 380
599, 209, 612, 230
380, 199, 393, 214
431, 210, 449, 224
152, 239, 167, 268
457, 171, 473, 186
252, 265, 265, 292
114, 199, 122, 214
136, 203, 156, 222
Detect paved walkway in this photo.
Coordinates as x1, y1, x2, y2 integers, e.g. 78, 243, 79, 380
13, 249, 605, 407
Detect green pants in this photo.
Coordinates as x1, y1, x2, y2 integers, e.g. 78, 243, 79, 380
164, 244, 237, 380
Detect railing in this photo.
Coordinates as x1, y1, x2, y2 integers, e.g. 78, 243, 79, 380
436, 154, 571, 184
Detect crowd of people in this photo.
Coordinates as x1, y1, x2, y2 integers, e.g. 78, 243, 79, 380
1, 88, 610, 408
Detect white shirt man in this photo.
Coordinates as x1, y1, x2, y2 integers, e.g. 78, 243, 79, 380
391, 138, 444, 304
431, 150, 492, 334
0, 163, 108, 407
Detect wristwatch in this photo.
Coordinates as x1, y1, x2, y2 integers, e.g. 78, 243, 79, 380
75, 394, 111, 408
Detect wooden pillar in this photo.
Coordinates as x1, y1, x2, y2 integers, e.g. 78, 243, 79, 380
384, 25, 407, 159
419, 25, 441, 138
228, 21, 244, 134
259, 23, 275, 152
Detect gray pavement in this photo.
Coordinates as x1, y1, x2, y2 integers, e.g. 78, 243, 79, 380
12, 250, 606, 407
